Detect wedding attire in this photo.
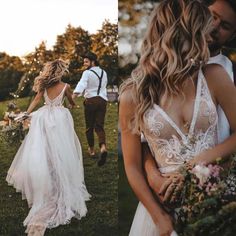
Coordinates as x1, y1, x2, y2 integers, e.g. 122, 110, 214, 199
6, 84, 90, 235
129, 69, 218, 235
74, 66, 108, 150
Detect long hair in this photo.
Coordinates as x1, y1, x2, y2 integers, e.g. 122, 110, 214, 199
120, 0, 213, 133
33, 59, 69, 92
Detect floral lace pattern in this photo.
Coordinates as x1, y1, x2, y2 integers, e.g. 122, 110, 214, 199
143, 70, 218, 173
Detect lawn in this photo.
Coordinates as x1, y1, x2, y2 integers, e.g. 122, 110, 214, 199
0, 97, 118, 236
118, 156, 138, 236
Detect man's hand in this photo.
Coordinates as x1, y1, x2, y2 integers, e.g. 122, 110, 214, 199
72, 93, 78, 100
142, 142, 185, 204
159, 172, 184, 203
68, 104, 80, 109
142, 142, 167, 203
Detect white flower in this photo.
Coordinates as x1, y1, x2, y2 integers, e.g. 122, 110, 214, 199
192, 164, 211, 186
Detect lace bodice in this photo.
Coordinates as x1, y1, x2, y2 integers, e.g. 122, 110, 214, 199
143, 70, 218, 173
44, 84, 67, 106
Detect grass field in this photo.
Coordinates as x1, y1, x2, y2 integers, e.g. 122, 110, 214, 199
0, 97, 118, 236
118, 156, 138, 236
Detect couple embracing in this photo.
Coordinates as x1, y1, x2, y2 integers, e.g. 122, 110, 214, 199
119, 0, 236, 235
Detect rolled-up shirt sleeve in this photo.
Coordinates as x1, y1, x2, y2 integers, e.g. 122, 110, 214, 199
73, 70, 89, 94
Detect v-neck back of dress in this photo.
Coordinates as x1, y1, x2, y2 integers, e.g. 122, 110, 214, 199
44, 84, 67, 106
143, 69, 218, 173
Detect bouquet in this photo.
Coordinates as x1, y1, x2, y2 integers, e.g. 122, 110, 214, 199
172, 156, 236, 236
0, 102, 30, 146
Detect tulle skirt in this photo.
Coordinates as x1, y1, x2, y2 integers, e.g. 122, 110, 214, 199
6, 105, 91, 234
129, 202, 178, 236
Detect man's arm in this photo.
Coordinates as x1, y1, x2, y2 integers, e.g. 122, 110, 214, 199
142, 143, 166, 202
73, 70, 89, 97
142, 142, 184, 203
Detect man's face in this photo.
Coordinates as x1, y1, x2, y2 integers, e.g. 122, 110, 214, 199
83, 58, 92, 69
208, 0, 236, 52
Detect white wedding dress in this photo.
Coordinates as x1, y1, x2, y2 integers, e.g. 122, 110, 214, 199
129, 69, 219, 236
6, 84, 91, 235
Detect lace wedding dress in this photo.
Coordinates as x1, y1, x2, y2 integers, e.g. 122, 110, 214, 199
129, 69, 218, 236
6, 84, 91, 235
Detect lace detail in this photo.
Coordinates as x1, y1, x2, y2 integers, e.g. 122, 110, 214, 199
145, 109, 164, 137
44, 84, 67, 107
143, 69, 218, 173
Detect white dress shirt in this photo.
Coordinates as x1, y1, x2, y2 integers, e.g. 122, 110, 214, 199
74, 66, 108, 101
208, 53, 234, 143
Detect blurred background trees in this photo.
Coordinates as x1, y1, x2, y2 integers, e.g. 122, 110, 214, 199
91, 20, 118, 85
0, 20, 118, 101
118, 0, 236, 84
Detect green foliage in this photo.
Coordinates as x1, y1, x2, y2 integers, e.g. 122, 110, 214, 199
0, 123, 27, 147
0, 53, 24, 100
0, 21, 118, 101
91, 20, 118, 85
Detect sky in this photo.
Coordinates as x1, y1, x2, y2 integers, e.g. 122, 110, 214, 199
0, 0, 117, 57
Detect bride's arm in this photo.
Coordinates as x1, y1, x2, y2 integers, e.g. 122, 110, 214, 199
26, 91, 44, 114
191, 64, 236, 165
119, 89, 174, 232
65, 84, 76, 107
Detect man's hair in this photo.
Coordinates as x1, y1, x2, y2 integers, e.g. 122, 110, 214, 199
224, 0, 236, 48
83, 52, 99, 66
205, 0, 236, 13
227, 0, 236, 14
203, 0, 215, 7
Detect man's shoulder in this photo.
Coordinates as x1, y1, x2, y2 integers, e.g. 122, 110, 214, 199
81, 69, 94, 79
88, 67, 107, 76
208, 54, 233, 67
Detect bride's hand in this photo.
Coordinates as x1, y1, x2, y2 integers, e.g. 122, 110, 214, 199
155, 210, 175, 236
159, 172, 184, 203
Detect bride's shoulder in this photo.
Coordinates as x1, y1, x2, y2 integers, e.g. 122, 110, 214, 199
61, 82, 70, 90
119, 78, 137, 107
60, 83, 72, 95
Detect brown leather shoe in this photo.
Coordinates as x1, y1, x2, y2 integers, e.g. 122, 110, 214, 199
98, 150, 107, 166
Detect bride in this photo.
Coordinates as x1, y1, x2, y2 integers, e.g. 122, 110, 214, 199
6, 59, 91, 235
119, 0, 236, 235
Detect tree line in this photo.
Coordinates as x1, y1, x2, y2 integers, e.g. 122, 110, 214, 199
0, 20, 118, 100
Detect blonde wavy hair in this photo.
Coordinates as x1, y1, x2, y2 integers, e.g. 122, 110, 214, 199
120, 0, 213, 133
33, 59, 69, 92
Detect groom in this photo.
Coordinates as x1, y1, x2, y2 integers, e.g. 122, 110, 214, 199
143, 0, 236, 203
73, 52, 108, 166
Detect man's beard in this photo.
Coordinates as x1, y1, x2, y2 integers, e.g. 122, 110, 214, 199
209, 30, 222, 55
209, 42, 222, 54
